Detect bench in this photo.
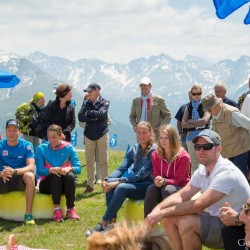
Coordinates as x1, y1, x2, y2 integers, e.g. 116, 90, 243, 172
123, 198, 224, 250
0, 191, 66, 221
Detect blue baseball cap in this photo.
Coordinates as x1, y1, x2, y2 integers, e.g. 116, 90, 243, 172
6, 119, 21, 129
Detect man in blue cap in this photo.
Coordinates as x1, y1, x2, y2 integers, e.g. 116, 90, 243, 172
78, 83, 110, 194
0, 119, 36, 224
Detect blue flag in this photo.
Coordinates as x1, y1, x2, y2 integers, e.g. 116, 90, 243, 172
213, 0, 250, 24
109, 134, 117, 147
71, 131, 77, 146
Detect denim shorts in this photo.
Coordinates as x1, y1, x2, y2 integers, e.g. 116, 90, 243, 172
200, 212, 224, 249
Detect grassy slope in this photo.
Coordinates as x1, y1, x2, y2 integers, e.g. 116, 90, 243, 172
0, 150, 125, 250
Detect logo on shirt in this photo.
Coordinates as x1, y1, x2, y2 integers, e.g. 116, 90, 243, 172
26, 145, 31, 151
2, 150, 8, 156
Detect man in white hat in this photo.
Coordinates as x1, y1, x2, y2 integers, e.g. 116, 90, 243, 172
129, 77, 171, 140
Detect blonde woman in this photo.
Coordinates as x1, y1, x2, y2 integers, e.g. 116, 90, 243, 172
144, 124, 190, 217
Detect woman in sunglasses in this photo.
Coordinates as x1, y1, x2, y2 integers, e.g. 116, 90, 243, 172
182, 84, 211, 174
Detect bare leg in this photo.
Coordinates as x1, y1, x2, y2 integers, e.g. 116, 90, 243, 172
164, 215, 201, 250
163, 217, 184, 250
23, 172, 36, 214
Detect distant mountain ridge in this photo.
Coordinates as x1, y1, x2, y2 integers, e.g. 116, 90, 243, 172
0, 50, 250, 149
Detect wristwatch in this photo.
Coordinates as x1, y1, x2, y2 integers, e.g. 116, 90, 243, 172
235, 212, 243, 226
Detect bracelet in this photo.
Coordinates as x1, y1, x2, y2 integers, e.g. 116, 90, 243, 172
235, 212, 243, 226
13, 169, 17, 175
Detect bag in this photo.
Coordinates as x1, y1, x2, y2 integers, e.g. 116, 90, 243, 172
31, 100, 52, 139
15, 103, 35, 134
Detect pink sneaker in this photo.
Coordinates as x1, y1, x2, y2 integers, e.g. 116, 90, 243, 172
67, 208, 80, 220
53, 209, 64, 222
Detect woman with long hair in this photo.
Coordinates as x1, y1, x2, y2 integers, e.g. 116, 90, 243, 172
85, 121, 156, 236
144, 124, 190, 218
36, 124, 82, 222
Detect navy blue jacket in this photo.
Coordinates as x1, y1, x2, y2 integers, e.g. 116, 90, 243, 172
78, 95, 110, 140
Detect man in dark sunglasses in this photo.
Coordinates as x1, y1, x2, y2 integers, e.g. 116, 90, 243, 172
146, 129, 250, 250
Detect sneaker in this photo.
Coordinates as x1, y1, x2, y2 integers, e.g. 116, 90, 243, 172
85, 223, 106, 237
67, 208, 80, 220
24, 214, 36, 225
83, 185, 94, 195
53, 209, 64, 222
103, 223, 114, 232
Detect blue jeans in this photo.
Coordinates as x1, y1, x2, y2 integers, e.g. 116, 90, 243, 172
102, 181, 152, 222
229, 151, 248, 179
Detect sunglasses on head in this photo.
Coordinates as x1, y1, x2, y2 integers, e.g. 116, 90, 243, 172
191, 92, 202, 96
194, 143, 216, 151
242, 203, 250, 213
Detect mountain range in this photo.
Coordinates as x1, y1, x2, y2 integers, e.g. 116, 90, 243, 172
0, 50, 250, 149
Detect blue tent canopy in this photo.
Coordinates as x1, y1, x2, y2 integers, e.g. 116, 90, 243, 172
0, 69, 20, 88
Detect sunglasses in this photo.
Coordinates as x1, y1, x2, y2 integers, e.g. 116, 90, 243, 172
191, 92, 202, 96
242, 203, 250, 213
194, 143, 216, 151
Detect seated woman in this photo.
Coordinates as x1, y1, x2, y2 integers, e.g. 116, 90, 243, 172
36, 124, 82, 222
85, 121, 156, 236
144, 124, 191, 218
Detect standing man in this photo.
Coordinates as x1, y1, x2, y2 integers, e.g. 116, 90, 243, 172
214, 82, 237, 107
174, 91, 192, 152
78, 83, 110, 194
238, 77, 250, 110
202, 93, 250, 178
0, 119, 36, 224
129, 77, 171, 141
146, 129, 250, 250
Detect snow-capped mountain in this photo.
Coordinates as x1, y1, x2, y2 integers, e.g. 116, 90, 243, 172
0, 50, 250, 149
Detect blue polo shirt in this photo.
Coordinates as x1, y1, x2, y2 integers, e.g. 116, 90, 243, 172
0, 138, 34, 170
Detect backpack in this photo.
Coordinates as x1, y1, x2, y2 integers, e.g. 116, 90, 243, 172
31, 100, 52, 139
15, 103, 35, 134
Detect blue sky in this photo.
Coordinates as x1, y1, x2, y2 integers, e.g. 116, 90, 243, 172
0, 0, 249, 63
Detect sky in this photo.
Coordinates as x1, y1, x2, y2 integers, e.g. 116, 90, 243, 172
0, 0, 250, 64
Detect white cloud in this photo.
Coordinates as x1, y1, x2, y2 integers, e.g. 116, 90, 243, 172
0, 0, 249, 63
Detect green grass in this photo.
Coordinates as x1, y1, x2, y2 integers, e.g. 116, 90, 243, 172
0, 150, 125, 250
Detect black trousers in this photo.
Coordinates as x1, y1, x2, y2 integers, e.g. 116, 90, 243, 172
221, 225, 246, 250
39, 172, 76, 209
